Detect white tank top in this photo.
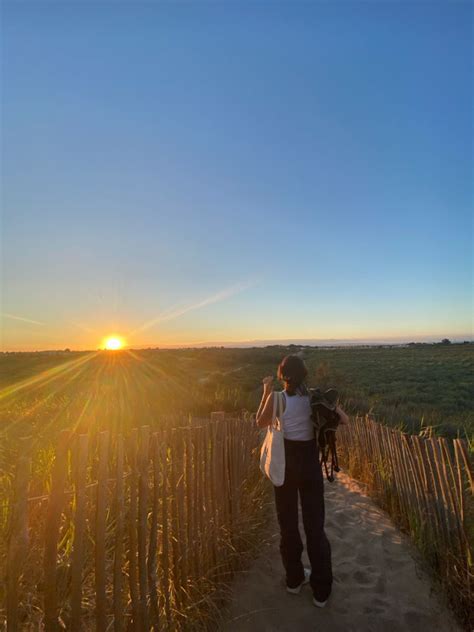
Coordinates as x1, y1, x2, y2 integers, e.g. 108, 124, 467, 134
281, 390, 315, 441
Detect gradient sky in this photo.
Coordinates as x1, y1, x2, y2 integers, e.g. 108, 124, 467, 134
2, 1, 472, 350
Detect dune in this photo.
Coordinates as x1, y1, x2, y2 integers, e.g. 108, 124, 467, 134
218, 472, 461, 631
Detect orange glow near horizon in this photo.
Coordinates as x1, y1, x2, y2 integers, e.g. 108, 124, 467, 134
103, 336, 125, 350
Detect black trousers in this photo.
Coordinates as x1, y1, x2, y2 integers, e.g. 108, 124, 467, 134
273, 437, 333, 602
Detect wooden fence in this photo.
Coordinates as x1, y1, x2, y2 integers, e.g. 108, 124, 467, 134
337, 415, 473, 622
3, 413, 265, 631
4, 412, 473, 629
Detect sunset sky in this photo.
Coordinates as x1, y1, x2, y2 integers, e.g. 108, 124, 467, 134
2, 1, 472, 351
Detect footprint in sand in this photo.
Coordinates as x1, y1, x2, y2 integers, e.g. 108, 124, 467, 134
356, 552, 371, 565
374, 574, 386, 594
373, 596, 388, 606
332, 604, 349, 616
363, 605, 385, 615
334, 571, 349, 583
353, 569, 375, 585
336, 560, 355, 573
385, 556, 409, 571
361, 594, 391, 616
365, 615, 401, 631
404, 610, 428, 627
327, 524, 344, 539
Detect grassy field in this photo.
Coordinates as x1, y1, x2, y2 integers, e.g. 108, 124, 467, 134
0, 342, 472, 451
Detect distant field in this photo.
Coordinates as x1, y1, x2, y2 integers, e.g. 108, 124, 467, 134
0, 343, 472, 452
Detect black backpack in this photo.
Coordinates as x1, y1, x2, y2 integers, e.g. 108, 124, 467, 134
308, 387, 341, 482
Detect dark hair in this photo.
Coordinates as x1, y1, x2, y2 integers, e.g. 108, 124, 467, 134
277, 354, 309, 396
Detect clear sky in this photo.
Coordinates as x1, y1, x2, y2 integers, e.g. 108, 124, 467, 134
2, 1, 472, 350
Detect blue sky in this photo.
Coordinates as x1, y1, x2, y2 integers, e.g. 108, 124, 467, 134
2, 1, 472, 350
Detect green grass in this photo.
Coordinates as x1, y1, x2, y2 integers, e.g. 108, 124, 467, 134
0, 343, 472, 459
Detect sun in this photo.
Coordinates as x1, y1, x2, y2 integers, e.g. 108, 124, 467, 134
103, 336, 124, 351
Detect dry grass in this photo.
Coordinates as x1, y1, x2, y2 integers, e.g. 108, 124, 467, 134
1, 416, 272, 631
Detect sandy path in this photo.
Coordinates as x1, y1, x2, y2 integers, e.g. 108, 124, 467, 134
218, 472, 461, 632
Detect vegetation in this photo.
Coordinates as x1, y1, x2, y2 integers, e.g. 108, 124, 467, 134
2, 418, 270, 631
0, 343, 472, 453
0, 342, 472, 629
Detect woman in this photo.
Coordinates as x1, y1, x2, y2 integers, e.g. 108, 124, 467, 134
255, 354, 349, 607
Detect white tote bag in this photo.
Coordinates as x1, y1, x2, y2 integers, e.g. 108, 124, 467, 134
259, 391, 286, 486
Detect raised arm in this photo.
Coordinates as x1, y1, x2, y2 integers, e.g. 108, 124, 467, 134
255, 376, 275, 428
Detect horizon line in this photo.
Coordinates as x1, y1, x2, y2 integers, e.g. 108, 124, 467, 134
2, 334, 472, 353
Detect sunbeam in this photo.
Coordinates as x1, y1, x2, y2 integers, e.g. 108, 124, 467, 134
1, 312, 45, 326
0, 352, 98, 403
125, 349, 191, 398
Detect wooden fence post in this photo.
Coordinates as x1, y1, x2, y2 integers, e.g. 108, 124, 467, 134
207, 421, 218, 580
127, 428, 140, 630
425, 438, 450, 547
192, 427, 201, 582
95, 430, 110, 631
44, 429, 70, 632
184, 428, 195, 589
454, 439, 473, 494
202, 422, 212, 578
137, 426, 150, 631
6, 439, 31, 632
160, 430, 171, 628
177, 430, 188, 602
211, 420, 222, 578
70, 434, 89, 631
169, 427, 182, 614
210, 411, 225, 422
114, 434, 125, 632
401, 434, 426, 534
148, 433, 160, 631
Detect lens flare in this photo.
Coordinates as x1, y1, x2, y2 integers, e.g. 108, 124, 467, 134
103, 336, 124, 350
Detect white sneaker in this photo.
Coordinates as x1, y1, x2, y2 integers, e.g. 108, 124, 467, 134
312, 597, 328, 608
286, 567, 311, 594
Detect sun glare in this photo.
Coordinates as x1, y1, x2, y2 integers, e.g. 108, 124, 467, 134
103, 336, 124, 351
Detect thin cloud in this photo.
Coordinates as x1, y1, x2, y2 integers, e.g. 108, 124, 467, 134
128, 278, 260, 338
2, 312, 44, 326
71, 322, 99, 335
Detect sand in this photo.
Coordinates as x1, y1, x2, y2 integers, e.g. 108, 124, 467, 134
218, 472, 461, 632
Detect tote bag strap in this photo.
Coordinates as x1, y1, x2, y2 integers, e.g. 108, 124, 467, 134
272, 391, 278, 423
272, 391, 285, 431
